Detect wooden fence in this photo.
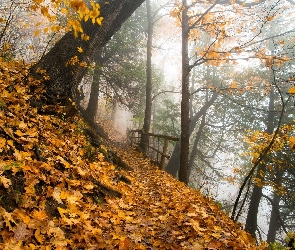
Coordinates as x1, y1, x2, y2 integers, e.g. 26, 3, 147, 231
127, 129, 179, 170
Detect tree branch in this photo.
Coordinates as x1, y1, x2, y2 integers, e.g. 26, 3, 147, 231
152, 90, 180, 101
231, 70, 286, 221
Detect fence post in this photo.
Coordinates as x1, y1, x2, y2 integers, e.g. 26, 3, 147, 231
160, 139, 169, 170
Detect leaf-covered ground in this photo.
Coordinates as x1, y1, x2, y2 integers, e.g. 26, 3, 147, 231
0, 60, 266, 249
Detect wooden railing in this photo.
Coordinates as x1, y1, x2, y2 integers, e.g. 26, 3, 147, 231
127, 129, 179, 170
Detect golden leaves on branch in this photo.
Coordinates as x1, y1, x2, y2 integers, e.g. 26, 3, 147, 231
243, 123, 295, 194
30, 0, 103, 40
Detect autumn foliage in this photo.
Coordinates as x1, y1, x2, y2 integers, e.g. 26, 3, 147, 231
0, 57, 268, 249
31, 0, 103, 39
0, 0, 275, 248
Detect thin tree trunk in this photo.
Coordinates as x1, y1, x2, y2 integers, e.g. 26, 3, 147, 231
267, 165, 283, 242
85, 49, 104, 121
245, 85, 275, 238
111, 99, 117, 123
267, 191, 280, 242
140, 0, 153, 153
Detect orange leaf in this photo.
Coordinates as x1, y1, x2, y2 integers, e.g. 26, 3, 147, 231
288, 86, 295, 94
119, 238, 131, 250
289, 137, 295, 149
32, 210, 48, 221
34, 30, 40, 36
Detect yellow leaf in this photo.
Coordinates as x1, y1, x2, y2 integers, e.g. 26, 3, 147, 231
81, 33, 90, 41
230, 81, 237, 89
84, 183, 94, 190
288, 86, 295, 94
13, 209, 31, 225
32, 210, 48, 221
79, 61, 87, 67
0, 176, 12, 188
267, 16, 274, 21
14, 130, 24, 137
52, 187, 63, 203
70, 0, 85, 10
33, 0, 44, 4
96, 17, 103, 26
77, 47, 83, 53
60, 8, 67, 14
35, 228, 45, 244
50, 15, 56, 22
14, 149, 23, 161
289, 137, 295, 149
7, 140, 14, 146
30, 5, 38, 11
34, 30, 40, 36
41, 6, 49, 17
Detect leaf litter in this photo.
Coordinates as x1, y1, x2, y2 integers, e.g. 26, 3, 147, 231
0, 60, 267, 249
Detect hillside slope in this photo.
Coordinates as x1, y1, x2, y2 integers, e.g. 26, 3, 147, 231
0, 60, 266, 249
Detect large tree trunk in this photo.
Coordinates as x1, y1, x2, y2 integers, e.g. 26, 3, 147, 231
188, 113, 205, 177
30, 0, 145, 106
140, 0, 153, 153
179, 0, 190, 184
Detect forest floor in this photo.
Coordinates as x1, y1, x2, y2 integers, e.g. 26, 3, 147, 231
0, 60, 267, 249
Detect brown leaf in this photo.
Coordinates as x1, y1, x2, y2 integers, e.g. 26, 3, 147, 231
13, 222, 31, 241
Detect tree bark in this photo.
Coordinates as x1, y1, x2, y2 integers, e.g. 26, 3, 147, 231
166, 142, 181, 177
188, 113, 205, 177
267, 162, 283, 242
86, 74, 100, 121
267, 191, 280, 242
85, 49, 105, 121
179, 0, 190, 184
30, 0, 145, 106
140, 0, 153, 153
245, 85, 275, 238
244, 180, 264, 237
